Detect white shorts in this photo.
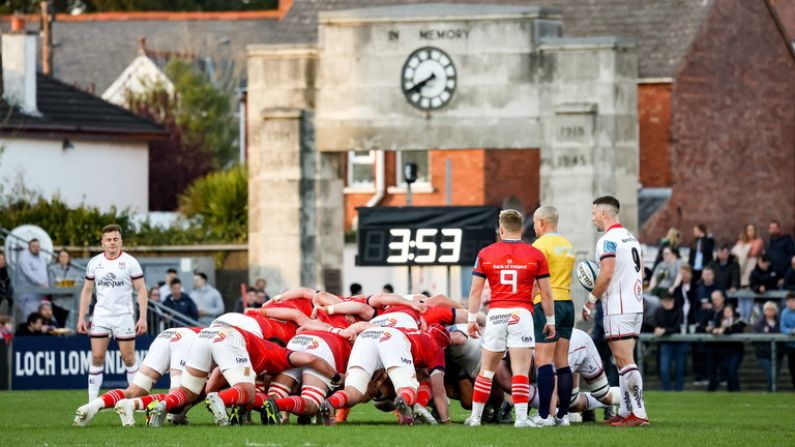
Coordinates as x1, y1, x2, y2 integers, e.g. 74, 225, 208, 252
369, 311, 418, 329
184, 327, 220, 373
348, 327, 413, 375
482, 307, 535, 352
211, 327, 256, 385
142, 328, 197, 375
603, 312, 643, 340
210, 313, 263, 338
569, 342, 603, 381
282, 334, 337, 387
90, 314, 136, 340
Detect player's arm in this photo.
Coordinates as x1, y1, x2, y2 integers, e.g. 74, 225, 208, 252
338, 321, 377, 341
76, 278, 95, 334
313, 291, 343, 307
320, 301, 375, 321
537, 276, 556, 339
583, 257, 616, 320
369, 293, 426, 312
428, 367, 450, 423
452, 309, 486, 325
288, 351, 342, 384
424, 294, 465, 309
270, 287, 317, 303
467, 275, 486, 338
133, 277, 148, 335
258, 306, 311, 326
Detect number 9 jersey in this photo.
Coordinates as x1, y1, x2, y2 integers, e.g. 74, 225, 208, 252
473, 240, 549, 313
595, 225, 644, 316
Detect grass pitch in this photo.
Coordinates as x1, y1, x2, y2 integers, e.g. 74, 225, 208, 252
0, 390, 793, 446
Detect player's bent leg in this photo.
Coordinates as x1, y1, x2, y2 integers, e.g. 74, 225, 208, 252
149, 367, 207, 428
385, 365, 420, 425
321, 367, 369, 426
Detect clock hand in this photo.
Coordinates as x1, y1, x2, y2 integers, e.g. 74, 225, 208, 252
408, 72, 437, 94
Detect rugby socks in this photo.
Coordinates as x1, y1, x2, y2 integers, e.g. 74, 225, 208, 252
471, 371, 494, 422
328, 390, 350, 409
397, 387, 418, 407
335, 407, 351, 423
511, 375, 530, 422
620, 364, 647, 419
219, 384, 252, 406
136, 393, 168, 410
301, 386, 326, 411
276, 396, 305, 414
164, 388, 189, 411
125, 362, 139, 387
252, 392, 268, 409
88, 365, 104, 401
99, 388, 126, 409
584, 392, 609, 411
417, 381, 432, 407
536, 364, 555, 419
556, 367, 573, 419
268, 382, 291, 399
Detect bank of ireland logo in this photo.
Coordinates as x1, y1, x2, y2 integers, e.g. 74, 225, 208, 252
508, 311, 521, 326
380, 332, 393, 342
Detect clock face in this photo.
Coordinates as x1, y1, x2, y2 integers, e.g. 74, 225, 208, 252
401, 46, 457, 111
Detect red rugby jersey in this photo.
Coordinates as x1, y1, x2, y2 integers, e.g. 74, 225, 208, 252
234, 327, 293, 375
422, 305, 456, 326
397, 328, 445, 372
296, 330, 352, 374
472, 240, 550, 312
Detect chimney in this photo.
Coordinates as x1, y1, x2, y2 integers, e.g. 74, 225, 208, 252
2, 17, 40, 116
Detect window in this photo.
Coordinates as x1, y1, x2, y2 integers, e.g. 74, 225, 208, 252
395, 150, 430, 186
347, 150, 375, 188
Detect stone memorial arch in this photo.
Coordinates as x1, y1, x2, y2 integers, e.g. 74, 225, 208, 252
246, 4, 638, 291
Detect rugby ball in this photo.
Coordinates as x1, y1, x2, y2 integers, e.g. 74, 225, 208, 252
576, 260, 600, 292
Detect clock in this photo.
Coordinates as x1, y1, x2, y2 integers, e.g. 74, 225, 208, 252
401, 46, 457, 111
356, 206, 499, 266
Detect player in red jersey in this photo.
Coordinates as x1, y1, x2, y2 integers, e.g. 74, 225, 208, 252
465, 209, 556, 428
74, 327, 200, 427
319, 323, 453, 426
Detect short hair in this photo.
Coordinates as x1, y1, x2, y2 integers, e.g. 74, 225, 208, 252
719, 244, 730, 251
102, 224, 122, 237
27, 312, 43, 325
499, 209, 524, 233
167, 268, 178, 274
350, 282, 363, 295
382, 283, 394, 293
786, 292, 795, 301
170, 278, 182, 286
696, 224, 708, 234
246, 286, 257, 294
770, 219, 781, 226
28, 238, 39, 245
680, 264, 693, 273
763, 301, 779, 313
702, 265, 715, 274
593, 196, 620, 214
533, 205, 559, 226
38, 301, 52, 311
195, 272, 208, 281
659, 290, 674, 300
58, 248, 70, 256
759, 255, 770, 263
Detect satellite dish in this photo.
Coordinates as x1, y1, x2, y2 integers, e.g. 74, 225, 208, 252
3, 224, 54, 268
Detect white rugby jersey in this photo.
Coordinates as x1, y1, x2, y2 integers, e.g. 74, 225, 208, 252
446, 324, 482, 379
85, 252, 144, 317
595, 224, 644, 316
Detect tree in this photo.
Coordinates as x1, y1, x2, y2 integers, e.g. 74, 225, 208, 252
178, 164, 247, 242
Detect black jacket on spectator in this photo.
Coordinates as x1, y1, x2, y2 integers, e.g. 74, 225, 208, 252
163, 294, 200, 324
749, 265, 780, 293
711, 315, 747, 353
673, 283, 698, 324
15, 323, 45, 336
696, 308, 719, 333
708, 258, 740, 291
0, 265, 12, 305
783, 266, 795, 291
753, 319, 780, 359
689, 236, 715, 271
652, 305, 683, 336
766, 234, 795, 276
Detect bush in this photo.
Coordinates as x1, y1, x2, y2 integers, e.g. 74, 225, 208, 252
178, 164, 247, 242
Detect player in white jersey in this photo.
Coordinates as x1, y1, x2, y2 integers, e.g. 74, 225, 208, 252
77, 224, 148, 402
582, 196, 648, 427
565, 329, 620, 418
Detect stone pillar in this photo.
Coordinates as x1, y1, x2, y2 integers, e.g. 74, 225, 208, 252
539, 37, 639, 260
247, 45, 344, 293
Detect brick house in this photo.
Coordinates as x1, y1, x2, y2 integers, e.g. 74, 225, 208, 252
8, 0, 794, 246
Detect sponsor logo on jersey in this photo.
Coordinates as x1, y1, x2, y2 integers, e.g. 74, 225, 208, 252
508, 311, 521, 326
118, 262, 125, 269
96, 272, 125, 288
634, 280, 643, 301
213, 332, 227, 343
401, 357, 412, 365
383, 318, 398, 327
307, 339, 320, 350
603, 240, 617, 253
235, 357, 248, 364
379, 332, 393, 342
170, 332, 182, 343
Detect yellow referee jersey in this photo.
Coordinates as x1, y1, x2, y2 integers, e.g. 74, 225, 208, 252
532, 233, 575, 303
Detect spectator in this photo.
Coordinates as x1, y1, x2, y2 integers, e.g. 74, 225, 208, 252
0, 253, 12, 312
783, 255, 795, 291
159, 268, 180, 301
673, 264, 698, 325
732, 224, 764, 288
647, 246, 682, 297
695, 267, 718, 321
254, 278, 271, 301
781, 293, 795, 390
236, 286, 263, 312
16, 238, 49, 319
0, 315, 13, 345
162, 278, 199, 327
147, 287, 162, 334
709, 246, 740, 293
750, 256, 780, 294
148, 287, 162, 303
47, 248, 83, 328
350, 282, 363, 296
653, 227, 681, 270
766, 220, 795, 277
693, 289, 725, 385
652, 292, 686, 391
707, 303, 746, 392
192, 272, 224, 326
383, 283, 394, 294
15, 312, 47, 336
688, 224, 715, 285
754, 301, 783, 392
38, 300, 62, 331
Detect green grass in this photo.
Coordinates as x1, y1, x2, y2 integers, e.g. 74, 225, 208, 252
0, 390, 793, 446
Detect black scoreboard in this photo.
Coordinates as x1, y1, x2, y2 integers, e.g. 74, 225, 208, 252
356, 206, 499, 266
